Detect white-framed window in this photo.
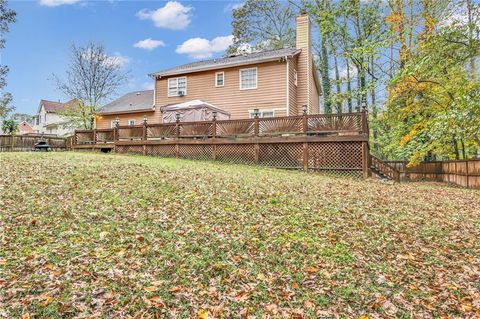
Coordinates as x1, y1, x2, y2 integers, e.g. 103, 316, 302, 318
215, 72, 224, 87
240, 67, 257, 90
293, 69, 298, 86
128, 119, 135, 126
168, 76, 187, 97
249, 109, 275, 118
111, 120, 116, 128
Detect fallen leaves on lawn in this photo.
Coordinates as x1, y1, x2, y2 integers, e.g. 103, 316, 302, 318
1, 152, 479, 318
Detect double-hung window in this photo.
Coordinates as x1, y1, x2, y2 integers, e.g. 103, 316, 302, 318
240, 68, 257, 90
215, 72, 224, 87
128, 119, 135, 126
249, 109, 275, 118
111, 120, 116, 128
168, 77, 187, 97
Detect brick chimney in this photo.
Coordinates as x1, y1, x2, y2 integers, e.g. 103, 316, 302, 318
296, 13, 312, 113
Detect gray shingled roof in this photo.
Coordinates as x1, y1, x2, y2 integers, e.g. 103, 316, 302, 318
151, 48, 301, 77
99, 90, 154, 114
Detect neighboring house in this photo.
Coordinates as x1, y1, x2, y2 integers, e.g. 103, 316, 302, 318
33, 99, 79, 136
18, 120, 34, 135
96, 14, 321, 129
96, 90, 155, 128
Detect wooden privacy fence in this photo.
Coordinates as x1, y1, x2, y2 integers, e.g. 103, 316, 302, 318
0, 134, 68, 152
73, 112, 370, 177
384, 160, 480, 189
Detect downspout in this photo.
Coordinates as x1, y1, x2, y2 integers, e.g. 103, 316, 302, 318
286, 56, 290, 116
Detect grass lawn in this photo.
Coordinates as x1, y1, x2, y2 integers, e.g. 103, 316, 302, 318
1, 152, 479, 318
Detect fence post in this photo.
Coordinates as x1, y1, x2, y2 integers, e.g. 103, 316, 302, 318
465, 160, 469, 189
10, 134, 14, 151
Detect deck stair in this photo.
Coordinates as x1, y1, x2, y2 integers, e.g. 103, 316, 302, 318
370, 155, 400, 182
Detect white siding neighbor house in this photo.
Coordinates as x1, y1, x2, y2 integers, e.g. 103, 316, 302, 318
33, 99, 79, 136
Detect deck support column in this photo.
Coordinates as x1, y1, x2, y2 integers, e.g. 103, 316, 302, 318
362, 141, 370, 178
303, 142, 308, 171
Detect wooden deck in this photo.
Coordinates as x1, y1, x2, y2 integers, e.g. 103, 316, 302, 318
72, 112, 370, 177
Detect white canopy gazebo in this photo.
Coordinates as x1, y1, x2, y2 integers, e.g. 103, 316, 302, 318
161, 100, 230, 123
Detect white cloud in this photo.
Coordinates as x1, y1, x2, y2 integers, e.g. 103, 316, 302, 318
108, 53, 130, 68
224, 2, 244, 12
339, 64, 358, 79
137, 1, 192, 30
39, 0, 81, 6
176, 35, 234, 59
81, 49, 130, 68
134, 38, 166, 51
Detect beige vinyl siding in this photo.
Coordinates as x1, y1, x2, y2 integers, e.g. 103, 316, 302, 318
96, 112, 156, 129
154, 61, 288, 120
288, 56, 299, 116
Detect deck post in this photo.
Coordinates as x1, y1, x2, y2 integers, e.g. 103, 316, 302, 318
143, 115, 147, 156
253, 109, 259, 137
303, 142, 308, 171
212, 111, 217, 138
362, 141, 369, 179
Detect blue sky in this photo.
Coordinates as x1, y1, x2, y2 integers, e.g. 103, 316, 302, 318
4, 0, 241, 114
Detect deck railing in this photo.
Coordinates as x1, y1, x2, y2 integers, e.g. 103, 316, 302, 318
370, 155, 400, 182
74, 112, 367, 144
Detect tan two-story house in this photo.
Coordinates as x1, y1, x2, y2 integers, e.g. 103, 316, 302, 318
96, 14, 321, 129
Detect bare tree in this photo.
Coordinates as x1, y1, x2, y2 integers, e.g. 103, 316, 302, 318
0, 0, 16, 119
53, 42, 128, 129
0, 0, 16, 90
228, 0, 296, 54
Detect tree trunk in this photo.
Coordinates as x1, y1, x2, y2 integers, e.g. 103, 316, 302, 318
346, 58, 353, 112
452, 133, 460, 160
319, 37, 332, 113
467, 0, 477, 78
333, 53, 342, 113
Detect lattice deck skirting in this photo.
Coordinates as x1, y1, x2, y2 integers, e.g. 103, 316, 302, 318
114, 138, 368, 178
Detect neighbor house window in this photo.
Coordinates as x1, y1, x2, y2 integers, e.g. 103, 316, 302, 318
168, 77, 187, 97
128, 119, 135, 126
215, 72, 224, 87
240, 68, 257, 90
249, 109, 275, 118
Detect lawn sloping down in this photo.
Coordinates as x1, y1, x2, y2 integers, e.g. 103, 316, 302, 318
1, 152, 479, 318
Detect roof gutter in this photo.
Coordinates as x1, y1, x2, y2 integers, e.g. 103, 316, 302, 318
96, 106, 155, 116
149, 50, 301, 79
